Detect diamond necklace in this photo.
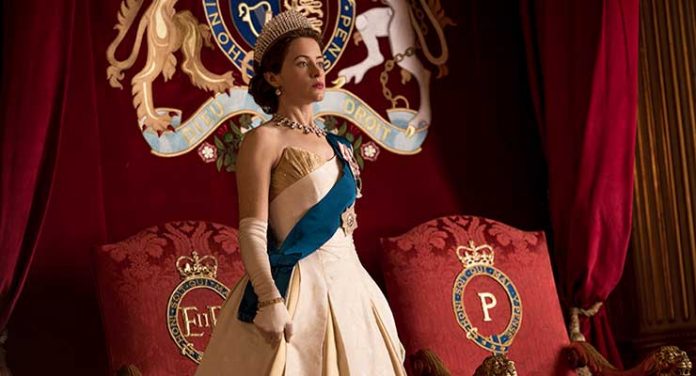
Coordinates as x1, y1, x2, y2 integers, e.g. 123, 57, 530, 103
271, 113, 327, 137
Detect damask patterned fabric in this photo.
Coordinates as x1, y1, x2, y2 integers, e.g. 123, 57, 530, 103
380, 215, 574, 375
95, 221, 244, 376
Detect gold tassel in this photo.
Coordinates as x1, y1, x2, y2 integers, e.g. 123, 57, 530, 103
116, 365, 143, 376
407, 348, 452, 376
474, 353, 517, 376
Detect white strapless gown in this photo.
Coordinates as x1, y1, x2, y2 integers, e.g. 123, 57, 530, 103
195, 150, 406, 376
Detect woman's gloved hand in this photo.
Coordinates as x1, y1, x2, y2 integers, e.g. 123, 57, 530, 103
238, 217, 293, 345
253, 301, 293, 345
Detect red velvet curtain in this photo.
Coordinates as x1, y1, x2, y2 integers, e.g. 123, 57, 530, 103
1, 0, 71, 331
520, 0, 639, 366
0, 0, 105, 340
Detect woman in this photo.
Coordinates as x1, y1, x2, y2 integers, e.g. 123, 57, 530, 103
196, 10, 407, 375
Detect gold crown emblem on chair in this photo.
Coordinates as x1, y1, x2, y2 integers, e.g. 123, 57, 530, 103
176, 251, 218, 279
456, 240, 495, 267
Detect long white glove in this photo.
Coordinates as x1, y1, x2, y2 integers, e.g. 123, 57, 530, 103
238, 217, 293, 344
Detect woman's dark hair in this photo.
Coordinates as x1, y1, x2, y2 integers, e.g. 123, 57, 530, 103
249, 28, 323, 114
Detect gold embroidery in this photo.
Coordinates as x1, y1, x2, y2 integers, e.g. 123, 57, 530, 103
270, 146, 334, 201
105, 0, 234, 133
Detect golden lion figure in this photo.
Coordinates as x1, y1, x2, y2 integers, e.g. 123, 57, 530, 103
106, 0, 235, 133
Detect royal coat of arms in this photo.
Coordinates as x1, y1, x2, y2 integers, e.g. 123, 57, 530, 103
106, 0, 455, 171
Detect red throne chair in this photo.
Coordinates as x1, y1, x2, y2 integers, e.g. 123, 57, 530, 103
94, 218, 691, 375
380, 215, 693, 376
94, 221, 244, 376
380, 215, 575, 375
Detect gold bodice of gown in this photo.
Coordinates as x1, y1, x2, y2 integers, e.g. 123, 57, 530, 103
270, 146, 336, 201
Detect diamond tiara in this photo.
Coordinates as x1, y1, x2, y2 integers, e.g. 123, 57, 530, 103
253, 10, 316, 65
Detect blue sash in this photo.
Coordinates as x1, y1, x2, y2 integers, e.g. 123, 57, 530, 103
237, 133, 357, 322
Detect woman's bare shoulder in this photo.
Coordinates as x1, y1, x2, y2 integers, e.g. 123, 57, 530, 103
238, 122, 283, 164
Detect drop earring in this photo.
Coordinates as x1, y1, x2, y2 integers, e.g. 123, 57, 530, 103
275, 87, 282, 96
